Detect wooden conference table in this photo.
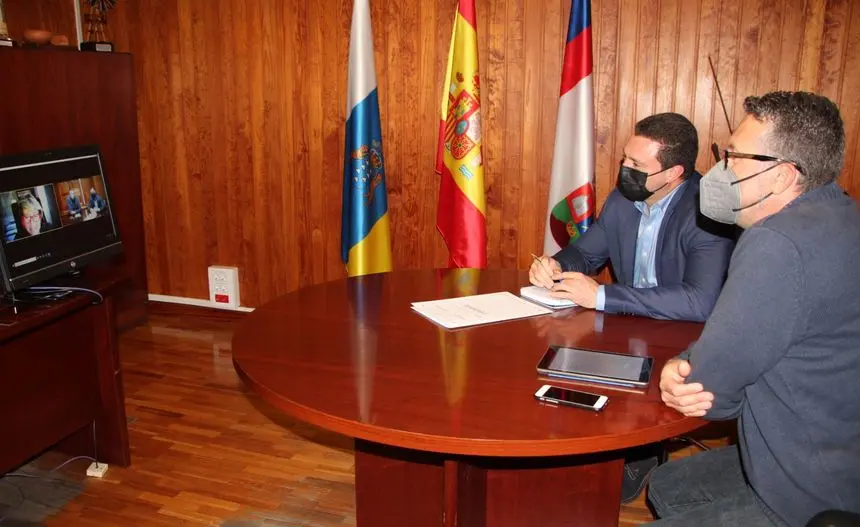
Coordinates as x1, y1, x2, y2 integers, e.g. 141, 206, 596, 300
232, 269, 707, 526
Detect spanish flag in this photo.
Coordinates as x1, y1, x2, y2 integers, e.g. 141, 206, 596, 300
436, 0, 487, 269
341, 0, 393, 277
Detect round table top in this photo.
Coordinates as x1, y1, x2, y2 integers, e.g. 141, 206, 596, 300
232, 269, 706, 457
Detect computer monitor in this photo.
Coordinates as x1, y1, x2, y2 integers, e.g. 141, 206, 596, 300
0, 145, 122, 292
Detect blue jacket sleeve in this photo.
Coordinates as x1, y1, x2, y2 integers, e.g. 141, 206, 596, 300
551, 195, 613, 275
601, 218, 734, 322
684, 227, 803, 420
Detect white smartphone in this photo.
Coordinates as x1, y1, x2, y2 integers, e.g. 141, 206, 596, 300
534, 384, 608, 412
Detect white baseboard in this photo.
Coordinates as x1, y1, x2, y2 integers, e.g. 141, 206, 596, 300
147, 294, 254, 313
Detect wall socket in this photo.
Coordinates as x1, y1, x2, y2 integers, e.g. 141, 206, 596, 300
208, 266, 241, 308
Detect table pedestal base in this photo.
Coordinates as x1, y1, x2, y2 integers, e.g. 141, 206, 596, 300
355, 440, 625, 527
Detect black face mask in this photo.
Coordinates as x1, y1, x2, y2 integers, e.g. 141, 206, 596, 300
616, 164, 669, 202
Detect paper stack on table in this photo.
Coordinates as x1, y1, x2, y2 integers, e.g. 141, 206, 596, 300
411, 291, 551, 329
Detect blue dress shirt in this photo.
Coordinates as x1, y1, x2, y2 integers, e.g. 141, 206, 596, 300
596, 182, 686, 310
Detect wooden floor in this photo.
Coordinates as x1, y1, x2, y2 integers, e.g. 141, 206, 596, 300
29, 303, 730, 526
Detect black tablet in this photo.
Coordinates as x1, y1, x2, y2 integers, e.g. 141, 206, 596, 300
536, 345, 654, 388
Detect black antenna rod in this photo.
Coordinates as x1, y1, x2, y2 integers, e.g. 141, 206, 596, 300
708, 55, 733, 135
707, 55, 733, 163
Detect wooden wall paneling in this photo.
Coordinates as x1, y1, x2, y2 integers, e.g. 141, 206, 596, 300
754, 0, 783, 95
818, 0, 850, 108
733, 0, 762, 128
166, 1, 194, 299
216, 0, 236, 272
481, 0, 506, 269
137, 0, 173, 299
410, 0, 437, 269
839, 3, 860, 199
612, 0, 639, 181
714, 0, 740, 146
418, 0, 438, 271
518, 0, 544, 267
798, 0, 826, 92
384, 0, 403, 270
183, 1, 213, 300
654, 0, 681, 115
382, 0, 402, 272
305, 0, 329, 287
279, 2, 300, 294
633, 0, 659, 122
414, 0, 440, 270
398, 0, 423, 274
778, 0, 806, 90
201, 2, 229, 277
594, 0, 620, 208
690, 0, 720, 171
241, 0, 265, 303
139, 0, 176, 297
500, 0, 524, 269
674, 0, 700, 119
817, 0, 851, 192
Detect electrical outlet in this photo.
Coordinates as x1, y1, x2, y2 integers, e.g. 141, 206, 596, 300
208, 266, 241, 308
86, 462, 108, 478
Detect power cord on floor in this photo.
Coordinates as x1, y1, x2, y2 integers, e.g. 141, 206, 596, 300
0, 455, 97, 525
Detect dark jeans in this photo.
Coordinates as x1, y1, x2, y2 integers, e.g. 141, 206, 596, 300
645, 445, 783, 526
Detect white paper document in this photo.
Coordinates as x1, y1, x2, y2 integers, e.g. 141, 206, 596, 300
519, 285, 577, 309
411, 291, 552, 329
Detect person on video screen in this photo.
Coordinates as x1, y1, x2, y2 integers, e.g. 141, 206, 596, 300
15, 194, 46, 239
88, 187, 106, 214
89, 187, 106, 210
67, 188, 82, 217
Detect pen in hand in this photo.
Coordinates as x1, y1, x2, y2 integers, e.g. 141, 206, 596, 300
530, 253, 562, 285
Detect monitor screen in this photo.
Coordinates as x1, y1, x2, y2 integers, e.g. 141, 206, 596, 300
0, 146, 122, 291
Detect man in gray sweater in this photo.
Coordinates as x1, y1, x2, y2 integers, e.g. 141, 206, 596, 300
647, 91, 860, 527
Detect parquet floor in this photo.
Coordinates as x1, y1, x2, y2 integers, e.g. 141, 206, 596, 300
29, 304, 730, 526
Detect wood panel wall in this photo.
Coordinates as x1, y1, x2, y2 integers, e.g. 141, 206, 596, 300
9, 0, 860, 307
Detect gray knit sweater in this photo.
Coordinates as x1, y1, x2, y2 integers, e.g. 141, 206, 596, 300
682, 183, 860, 526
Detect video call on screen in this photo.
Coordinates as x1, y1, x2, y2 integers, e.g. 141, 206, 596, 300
0, 154, 118, 279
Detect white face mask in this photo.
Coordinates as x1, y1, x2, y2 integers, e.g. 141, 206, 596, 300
699, 162, 778, 224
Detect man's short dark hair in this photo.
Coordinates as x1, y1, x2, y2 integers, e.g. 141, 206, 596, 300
743, 91, 844, 191
634, 113, 699, 179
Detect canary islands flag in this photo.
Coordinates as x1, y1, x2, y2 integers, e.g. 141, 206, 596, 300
436, 0, 487, 269
341, 0, 392, 277
543, 0, 595, 255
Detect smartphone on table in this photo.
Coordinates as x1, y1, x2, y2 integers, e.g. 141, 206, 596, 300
534, 384, 608, 412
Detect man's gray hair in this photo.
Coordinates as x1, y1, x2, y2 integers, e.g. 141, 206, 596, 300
743, 91, 844, 191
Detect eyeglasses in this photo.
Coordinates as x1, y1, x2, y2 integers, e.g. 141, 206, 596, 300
720, 150, 805, 177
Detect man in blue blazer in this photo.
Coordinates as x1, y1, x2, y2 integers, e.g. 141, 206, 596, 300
530, 113, 735, 504
530, 113, 735, 323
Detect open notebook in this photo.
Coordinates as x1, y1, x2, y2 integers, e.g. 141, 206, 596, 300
411, 291, 551, 329
519, 285, 577, 309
